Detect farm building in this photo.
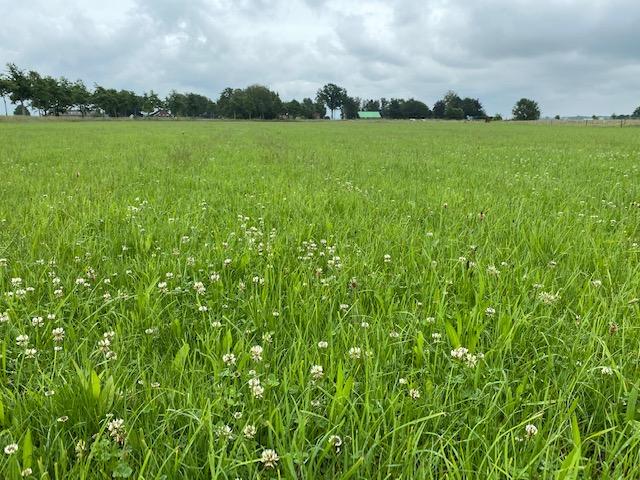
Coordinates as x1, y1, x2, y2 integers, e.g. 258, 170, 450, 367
357, 111, 382, 119
147, 109, 173, 118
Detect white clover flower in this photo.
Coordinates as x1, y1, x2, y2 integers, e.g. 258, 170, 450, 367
318, 341, 328, 349
260, 449, 279, 468
398, 378, 408, 385
383, 254, 392, 263
538, 291, 560, 305
4, 443, 18, 455
31, 316, 44, 327
107, 418, 126, 444
591, 279, 602, 288
600, 366, 613, 376
216, 424, 233, 440
450, 347, 469, 359
425, 317, 435, 324
310, 365, 324, 380
431, 332, 442, 341
16, 334, 29, 347
360, 322, 369, 328
21, 467, 32, 477
98, 338, 111, 352
11, 278, 22, 286
408, 388, 421, 400
251, 384, 265, 399
328, 435, 343, 452
389, 331, 400, 338
52, 327, 65, 342
198, 305, 208, 312
348, 347, 362, 359
193, 282, 206, 295
243, 424, 257, 439
248, 377, 261, 388
487, 265, 500, 276
75, 439, 86, 457
485, 307, 496, 316
464, 354, 479, 368
339, 303, 349, 311
0, 312, 9, 323
525, 424, 538, 438
222, 353, 236, 366
250, 345, 263, 362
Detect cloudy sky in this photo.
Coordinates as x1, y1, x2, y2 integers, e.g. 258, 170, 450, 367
1, 0, 639, 116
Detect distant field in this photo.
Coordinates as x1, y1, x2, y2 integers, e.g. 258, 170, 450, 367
0, 120, 639, 478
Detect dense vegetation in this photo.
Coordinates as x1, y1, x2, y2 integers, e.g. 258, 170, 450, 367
0, 63, 530, 120
1, 120, 640, 478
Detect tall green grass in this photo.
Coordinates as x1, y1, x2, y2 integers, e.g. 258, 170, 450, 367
0, 119, 639, 478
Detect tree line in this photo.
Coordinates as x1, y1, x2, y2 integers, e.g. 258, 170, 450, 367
2, 63, 637, 120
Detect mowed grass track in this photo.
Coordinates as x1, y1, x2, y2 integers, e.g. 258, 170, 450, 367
0, 119, 639, 479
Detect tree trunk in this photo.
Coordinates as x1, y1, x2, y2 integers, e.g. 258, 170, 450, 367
2, 96, 6, 116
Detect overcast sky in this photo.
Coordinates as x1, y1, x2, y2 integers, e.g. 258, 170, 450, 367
1, 0, 639, 117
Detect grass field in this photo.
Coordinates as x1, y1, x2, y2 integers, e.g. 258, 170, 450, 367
0, 119, 639, 479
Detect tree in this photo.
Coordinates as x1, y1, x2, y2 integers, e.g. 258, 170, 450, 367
443, 91, 462, 110
460, 97, 486, 118
632, 106, 640, 118
142, 90, 164, 113
382, 98, 402, 118
493, 113, 503, 121
362, 99, 380, 112
71, 80, 92, 117
0, 75, 9, 115
401, 99, 431, 119
215, 85, 279, 119
341, 96, 360, 119
316, 83, 346, 119
512, 98, 540, 121
300, 97, 324, 119
243, 85, 282, 119
14, 105, 30, 115
282, 99, 301, 119
6, 63, 32, 109
432, 100, 446, 119
92, 86, 120, 117
444, 104, 465, 120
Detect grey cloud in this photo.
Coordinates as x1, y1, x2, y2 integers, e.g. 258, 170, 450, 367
0, 0, 639, 116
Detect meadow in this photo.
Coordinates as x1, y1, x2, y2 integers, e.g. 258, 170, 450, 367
0, 119, 639, 479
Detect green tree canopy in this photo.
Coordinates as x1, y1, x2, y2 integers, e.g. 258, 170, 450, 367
432, 100, 446, 119
341, 96, 361, 119
512, 98, 541, 121
316, 83, 346, 119
6, 63, 31, 108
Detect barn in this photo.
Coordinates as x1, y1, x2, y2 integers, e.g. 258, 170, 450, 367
357, 111, 382, 119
